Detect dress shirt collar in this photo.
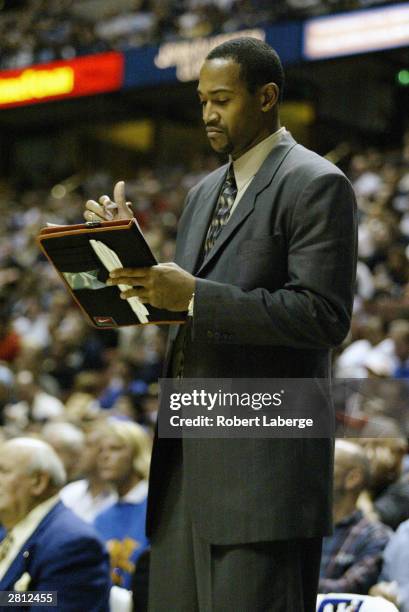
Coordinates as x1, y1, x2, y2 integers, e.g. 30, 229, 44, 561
0, 494, 60, 580
231, 126, 287, 191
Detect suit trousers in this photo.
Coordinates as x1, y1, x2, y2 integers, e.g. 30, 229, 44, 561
148, 446, 322, 612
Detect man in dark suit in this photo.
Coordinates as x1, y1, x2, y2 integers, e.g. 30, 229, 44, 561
85, 38, 357, 611
0, 437, 110, 611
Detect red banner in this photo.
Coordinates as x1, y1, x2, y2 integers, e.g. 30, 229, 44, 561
0, 52, 124, 109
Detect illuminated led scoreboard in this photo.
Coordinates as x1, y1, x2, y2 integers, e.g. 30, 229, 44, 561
0, 52, 124, 109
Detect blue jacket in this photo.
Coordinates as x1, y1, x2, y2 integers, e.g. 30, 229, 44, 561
0, 501, 110, 611
94, 497, 149, 590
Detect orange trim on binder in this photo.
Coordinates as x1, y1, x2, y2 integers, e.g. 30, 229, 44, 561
36, 219, 186, 329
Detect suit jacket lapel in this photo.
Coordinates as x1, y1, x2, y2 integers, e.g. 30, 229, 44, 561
0, 502, 62, 590
0, 542, 31, 589
196, 133, 298, 275
180, 165, 227, 275
167, 168, 227, 345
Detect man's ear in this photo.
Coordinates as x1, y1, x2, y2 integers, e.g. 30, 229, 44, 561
260, 83, 279, 112
30, 471, 51, 497
345, 467, 364, 492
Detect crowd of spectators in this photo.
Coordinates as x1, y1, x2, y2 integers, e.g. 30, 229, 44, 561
0, 155, 215, 608
321, 133, 409, 610
0, 130, 408, 608
334, 133, 409, 441
0, 0, 407, 70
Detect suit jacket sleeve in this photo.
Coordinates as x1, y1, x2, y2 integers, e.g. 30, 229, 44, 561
31, 535, 110, 612
192, 172, 357, 349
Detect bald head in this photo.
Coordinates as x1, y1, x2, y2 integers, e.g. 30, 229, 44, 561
4, 438, 67, 486
0, 437, 66, 529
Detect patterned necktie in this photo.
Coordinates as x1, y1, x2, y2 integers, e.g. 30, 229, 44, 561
0, 532, 13, 562
204, 164, 237, 256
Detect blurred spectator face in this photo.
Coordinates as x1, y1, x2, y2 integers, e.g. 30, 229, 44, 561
98, 433, 133, 486
42, 423, 85, 482
111, 395, 136, 419
198, 58, 269, 159
386, 247, 409, 283
64, 392, 100, 427
350, 154, 368, 178
359, 438, 407, 494
0, 446, 32, 526
368, 217, 393, 250
49, 441, 77, 479
14, 344, 43, 374
333, 441, 367, 503
362, 317, 384, 346
141, 389, 159, 426
103, 359, 133, 387
15, 370, 37, 403
0, 441, 54, 528
78, 428, 104, 477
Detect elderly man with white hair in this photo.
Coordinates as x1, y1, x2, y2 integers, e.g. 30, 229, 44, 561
0, 437, 111, 611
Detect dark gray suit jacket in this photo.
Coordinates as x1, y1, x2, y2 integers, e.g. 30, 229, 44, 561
147, 132, 357, 544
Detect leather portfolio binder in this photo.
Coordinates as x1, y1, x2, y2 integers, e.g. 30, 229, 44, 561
37, 219, 187, 328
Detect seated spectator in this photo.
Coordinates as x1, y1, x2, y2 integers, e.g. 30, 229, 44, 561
64, 391, 101, 428
335, 316, 384, 378
320, 440, 391, 594
357, 438, 409, 530
340, 378, 408, 439
99, 357, 145, 410
94, 419, 151, 589
61, 423, 117, 522
372, 470, 409, 531
366, 320, 409, 379
0, 437, 110, 611
370, 518, 409, 612
42, 421, 85, 482
4, 370, 64, 433
13, 296, 50, 350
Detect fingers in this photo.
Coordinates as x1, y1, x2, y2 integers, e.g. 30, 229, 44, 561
84, 200, 109, 221
84, 181, 133, 223
113, 181, 134, 219
109, 268, 150, 279
107, 278, 148, 289
113, 181, 126, 207
84, 210, 105, 222
119, 288, 150, 301
98, 195, 116, 220
106, 269, 151, 291
99, 195, 111, 206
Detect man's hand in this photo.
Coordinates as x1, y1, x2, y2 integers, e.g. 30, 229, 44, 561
84, 180, 134, 222
106, 263, 195, 312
